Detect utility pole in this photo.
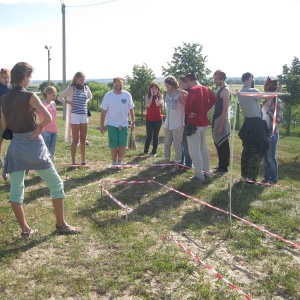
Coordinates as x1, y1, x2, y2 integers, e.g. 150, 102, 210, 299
61, 1, 67, 119
44, 45, 51, 86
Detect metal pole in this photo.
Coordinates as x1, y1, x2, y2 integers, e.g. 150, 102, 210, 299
62, 3, 67, 120
47, 47, 51, 86
45, 45, 51, 86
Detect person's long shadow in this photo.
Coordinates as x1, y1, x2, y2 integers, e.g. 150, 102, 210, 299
0, 234, 53, 261
77, 164, 213, 229
22, 168, 111, 204
172, 179, 266, 234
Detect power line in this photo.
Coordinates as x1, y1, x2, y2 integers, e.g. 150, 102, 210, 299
67, 0, 116, 8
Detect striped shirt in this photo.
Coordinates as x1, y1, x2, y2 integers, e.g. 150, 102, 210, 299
72, 85, 88, 115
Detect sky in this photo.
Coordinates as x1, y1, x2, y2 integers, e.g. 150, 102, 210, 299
0, 0, 299, 81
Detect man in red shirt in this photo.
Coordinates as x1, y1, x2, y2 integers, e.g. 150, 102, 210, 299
185, 71, 217, 182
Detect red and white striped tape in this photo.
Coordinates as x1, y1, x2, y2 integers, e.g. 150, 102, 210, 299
100, 179, 154, 185
231, 91, 288, 97
162, 235, 252, 300
109, 163, 174, 169
154, 180, 300, 249
100, 183, 133, 212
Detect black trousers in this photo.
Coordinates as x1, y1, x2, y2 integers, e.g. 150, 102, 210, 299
215, 138, 230, 170
144, 119, 162, 155
241, 146, 261, 179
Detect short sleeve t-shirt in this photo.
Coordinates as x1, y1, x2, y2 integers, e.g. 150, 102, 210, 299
100, 90, 134, 127
38, 100, 58, 133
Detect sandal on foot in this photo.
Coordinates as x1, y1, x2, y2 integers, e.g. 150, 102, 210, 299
56, 223, 82, 235
21, 228, 38, 239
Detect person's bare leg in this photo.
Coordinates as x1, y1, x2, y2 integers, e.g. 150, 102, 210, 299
52, 198, 81, 233
117, 146, 126, 163
79, 123, 87, 164
0, 137, 3, 162
111, 148, 118, 163
11, 202, 30, 233
52, 198, 65, 227
70, 124, 79, 164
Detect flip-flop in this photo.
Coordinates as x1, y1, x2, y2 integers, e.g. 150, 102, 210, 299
55, 223, 82, 235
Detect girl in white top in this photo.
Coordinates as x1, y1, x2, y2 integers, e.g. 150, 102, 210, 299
163, 76, 187, 174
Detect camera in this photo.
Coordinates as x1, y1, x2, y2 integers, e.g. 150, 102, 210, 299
2, 128, 13, 140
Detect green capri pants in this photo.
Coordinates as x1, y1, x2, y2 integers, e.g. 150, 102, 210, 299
9, 166, 65, 204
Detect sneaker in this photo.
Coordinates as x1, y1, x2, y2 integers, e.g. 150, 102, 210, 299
151, 153, 156, 157
268, 179, 278, 185
242, 177, 260, 186
215, 167, 228, 173
260, 179, 269, 184
189, 176, 206, 183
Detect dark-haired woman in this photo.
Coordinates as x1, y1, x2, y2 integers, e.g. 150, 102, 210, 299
57, 72, 92, 166
143, 82, 163, 156
0, 62, 81, 238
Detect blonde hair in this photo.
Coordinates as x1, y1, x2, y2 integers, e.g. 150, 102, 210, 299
43, 86, 57, 98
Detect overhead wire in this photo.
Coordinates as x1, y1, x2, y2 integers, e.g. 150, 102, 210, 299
66, 0, 116, 8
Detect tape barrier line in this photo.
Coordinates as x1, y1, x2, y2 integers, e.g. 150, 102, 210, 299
100, 179, 154, 185
57, 161, 300, 192
100, 182, 133, 212
110, 163, 174, 169
162, 235, 252, 300
237, 177, 300, 192
231, 92, 289, 97
153, 180, 300, 249
98, 178, 300, 248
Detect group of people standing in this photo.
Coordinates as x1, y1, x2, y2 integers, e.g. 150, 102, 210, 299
237, 73, 283, 184
141, 71, 283, 185
141, 71, 230, 182
0, 61, 283, 239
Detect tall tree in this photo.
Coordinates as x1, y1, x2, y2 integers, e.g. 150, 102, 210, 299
278, 56, 300, 135
126, 64, 156, 124
162, 42, 211, 86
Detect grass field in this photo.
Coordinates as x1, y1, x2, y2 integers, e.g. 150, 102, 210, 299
0, 108, 300, 300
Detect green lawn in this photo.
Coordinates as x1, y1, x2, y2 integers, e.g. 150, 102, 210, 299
0, 109, 300, 300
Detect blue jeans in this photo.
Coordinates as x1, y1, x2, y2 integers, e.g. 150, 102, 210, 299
262, 131, 278, 182
42, 131, 57, 162
181, 133, 192, 167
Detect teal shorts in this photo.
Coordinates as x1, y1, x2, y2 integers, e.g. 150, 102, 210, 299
107, 125, 128, 148
9, 166, 65, 204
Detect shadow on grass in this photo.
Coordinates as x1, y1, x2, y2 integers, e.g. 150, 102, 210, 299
172, 180, 266, 234
22, 168, 112, 204
77, 165, 217, 229
0, 234, 52, 261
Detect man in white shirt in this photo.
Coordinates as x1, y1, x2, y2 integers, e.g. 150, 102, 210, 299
100, 77, 135, 165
